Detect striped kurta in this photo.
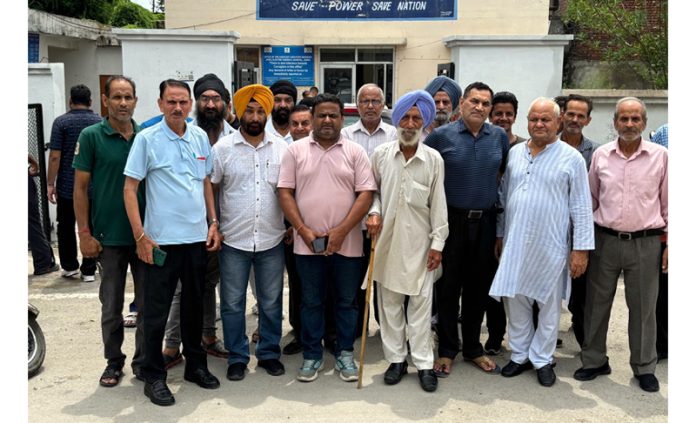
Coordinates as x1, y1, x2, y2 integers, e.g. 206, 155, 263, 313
490, 140, 594, 303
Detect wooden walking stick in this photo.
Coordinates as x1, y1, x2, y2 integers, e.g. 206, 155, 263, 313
357, 236, 377, 389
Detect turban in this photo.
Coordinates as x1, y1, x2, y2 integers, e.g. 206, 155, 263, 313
233, 84, 274, 116
269, 80, 298, 104
193, 73, 230, 103
392, 90, 436, 129
424, 75, 462, 108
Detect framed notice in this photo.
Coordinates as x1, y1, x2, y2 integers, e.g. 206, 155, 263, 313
262, 46, 315, 86
257, 0, 456, 20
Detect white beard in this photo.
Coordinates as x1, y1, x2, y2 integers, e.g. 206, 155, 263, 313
397, 127, 422, 147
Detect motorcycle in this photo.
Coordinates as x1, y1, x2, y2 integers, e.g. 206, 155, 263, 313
28, 303, 46, 378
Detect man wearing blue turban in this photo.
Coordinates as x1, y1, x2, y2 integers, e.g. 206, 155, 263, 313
424, 75, 462, 132
366, 90, 449, 392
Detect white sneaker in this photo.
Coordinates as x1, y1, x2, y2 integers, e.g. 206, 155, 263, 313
81, 274, 96, 282
61, 269, 80, 278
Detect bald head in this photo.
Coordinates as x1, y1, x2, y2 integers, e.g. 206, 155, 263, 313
527, 97, 561, 145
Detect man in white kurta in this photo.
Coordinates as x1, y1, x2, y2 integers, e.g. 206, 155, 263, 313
366, 90, 448, 392
489, 98, 594, 387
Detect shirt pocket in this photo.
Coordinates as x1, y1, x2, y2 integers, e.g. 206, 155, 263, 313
405, 180, 430, 209
266, 163, 281, 186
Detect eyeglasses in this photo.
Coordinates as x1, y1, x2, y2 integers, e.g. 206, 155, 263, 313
200, 95, 222, 104
359, 99, 383, 107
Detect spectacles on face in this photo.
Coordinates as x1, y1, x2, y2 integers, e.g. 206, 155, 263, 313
200, 95, 222, 105
359, 99, 383, 107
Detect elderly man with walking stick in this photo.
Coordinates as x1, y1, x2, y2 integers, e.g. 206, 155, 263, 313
363, 90, 449, 392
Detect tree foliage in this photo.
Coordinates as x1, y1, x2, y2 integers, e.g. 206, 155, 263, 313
562, 0, 667, 89
29, 0, 161, 29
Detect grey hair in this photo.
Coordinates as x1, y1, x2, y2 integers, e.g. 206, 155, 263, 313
527, 97, 560, 118
614, 97, 647, 121
357, 83, 385, 103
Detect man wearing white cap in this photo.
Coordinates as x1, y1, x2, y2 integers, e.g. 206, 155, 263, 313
367, 90, 449, 392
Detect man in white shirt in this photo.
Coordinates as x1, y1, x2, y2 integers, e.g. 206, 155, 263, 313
341, 83, 397, 331
211, 84, 288, 382
367, 90, 448, 392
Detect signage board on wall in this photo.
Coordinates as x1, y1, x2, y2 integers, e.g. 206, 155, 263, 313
257, 1, 456, 20
262, 46, 315, 86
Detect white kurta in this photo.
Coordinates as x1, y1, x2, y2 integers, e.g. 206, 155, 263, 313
490, 140, 594, 303
368, 141, 449, 295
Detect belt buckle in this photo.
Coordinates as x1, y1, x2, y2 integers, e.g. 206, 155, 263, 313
467, 210, 483, 219
618, 232, 632, 240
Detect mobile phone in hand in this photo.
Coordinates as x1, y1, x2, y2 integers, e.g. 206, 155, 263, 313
311, 236, 328, 254
153, 247, 167, 267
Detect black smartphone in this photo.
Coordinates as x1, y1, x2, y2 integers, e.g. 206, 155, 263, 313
153, 247, 167, 267
311, 236, 328, 254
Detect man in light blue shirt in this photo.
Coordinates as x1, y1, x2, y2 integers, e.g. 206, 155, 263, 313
123, 79, 222, 406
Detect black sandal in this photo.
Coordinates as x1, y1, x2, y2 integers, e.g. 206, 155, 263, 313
99, 366, 123, 388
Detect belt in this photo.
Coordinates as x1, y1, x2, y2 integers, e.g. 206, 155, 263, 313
448, 207, 498, 220
596, 225, 664, 240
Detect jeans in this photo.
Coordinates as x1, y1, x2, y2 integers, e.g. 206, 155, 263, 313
98, 246, 145, 372
28, 175, 54, 271
57, 196, 96, 275
141, 243, 208, 382
219, 242, 285, 365
295, 253, 363, 360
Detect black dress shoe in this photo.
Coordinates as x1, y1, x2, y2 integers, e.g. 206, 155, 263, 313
258, 359, 285, 376
501, 360, 533, 378
536, 364, 556, 387
227, 362, 248, 381
635, 373, 660, 392
184, 368, 220, 389
144, 379, 175, 406
573, 361, 611, 381
282, 338, 303, 355
418, 369, 438, 392
384, 361, 408, 385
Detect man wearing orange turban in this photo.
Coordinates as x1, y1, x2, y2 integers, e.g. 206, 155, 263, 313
233, 84, 274, 118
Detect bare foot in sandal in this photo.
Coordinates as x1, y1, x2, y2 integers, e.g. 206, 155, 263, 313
99, 365, 123, 387
467, 355, 501, 374
433, 357, 453, 378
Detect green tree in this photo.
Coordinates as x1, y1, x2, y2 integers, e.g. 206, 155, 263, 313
29, 0, 116, 23
563, 0, 667, 89
110, 1, 156, 28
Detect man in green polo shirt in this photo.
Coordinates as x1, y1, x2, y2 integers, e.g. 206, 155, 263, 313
73, 75, 146, 388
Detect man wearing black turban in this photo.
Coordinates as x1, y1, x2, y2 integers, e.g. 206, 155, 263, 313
267, 80, 298, 143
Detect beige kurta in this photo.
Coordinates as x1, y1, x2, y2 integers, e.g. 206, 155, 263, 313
368, 141, 449, 295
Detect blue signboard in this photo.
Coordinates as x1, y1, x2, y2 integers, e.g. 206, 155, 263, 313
262, 46, 315, 86
258, 0, 456, 20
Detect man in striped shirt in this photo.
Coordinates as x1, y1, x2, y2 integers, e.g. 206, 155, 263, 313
490, 97, 594, 387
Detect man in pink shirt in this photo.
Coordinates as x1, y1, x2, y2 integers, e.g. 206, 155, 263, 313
574, 97, 668, 393
278, 94, 376, 383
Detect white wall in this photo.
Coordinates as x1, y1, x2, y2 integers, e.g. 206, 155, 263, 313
113, 29, 239, 122
447, 35, 572, 138
28, 63, 65, 226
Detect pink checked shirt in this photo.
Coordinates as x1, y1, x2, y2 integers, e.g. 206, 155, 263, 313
588, 139, 668, 233
278, 135, 377, 256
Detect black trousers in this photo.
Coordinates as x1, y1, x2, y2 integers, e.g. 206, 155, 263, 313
656, 241, 668, 357
141, 242, 208, 382
57, 196, 96, 275
567, 272, 588, 346
437, 208, 497, 360
28, 175, 54, 271
485, 294, 506, 344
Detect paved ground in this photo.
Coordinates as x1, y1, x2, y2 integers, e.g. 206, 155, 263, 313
27, 246, 668, 422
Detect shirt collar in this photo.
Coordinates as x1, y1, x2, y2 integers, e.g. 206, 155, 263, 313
100, 117, 140, 138
353, 119, 387, 136
232, 129, 276, 147
458, 120, 491, 136
611, 138, 649, 159
160, 119, 193, 142
391, 140, 426, 162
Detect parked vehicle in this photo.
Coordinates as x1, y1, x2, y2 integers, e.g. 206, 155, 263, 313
28, 303, 46, 378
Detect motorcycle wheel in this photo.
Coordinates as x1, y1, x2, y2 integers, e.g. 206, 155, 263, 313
28, 316, 46, 378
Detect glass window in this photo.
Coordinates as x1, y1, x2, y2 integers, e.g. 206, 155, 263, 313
320, 49, 355, 62
358, 49, 393, 62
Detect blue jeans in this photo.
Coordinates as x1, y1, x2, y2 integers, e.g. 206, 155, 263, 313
294, 254, 363, 360
219, 242, 284, 365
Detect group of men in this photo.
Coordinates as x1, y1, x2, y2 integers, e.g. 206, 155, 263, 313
32, 71, 666, 406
